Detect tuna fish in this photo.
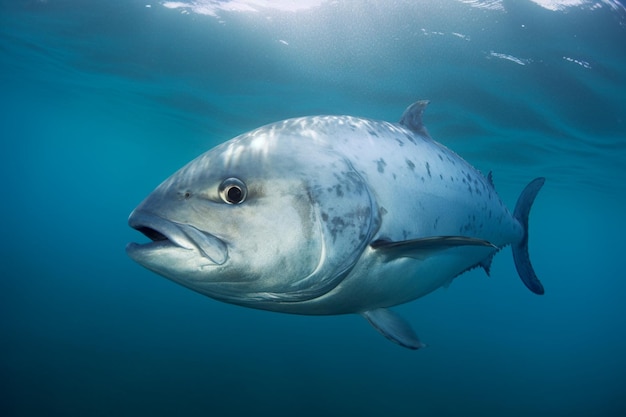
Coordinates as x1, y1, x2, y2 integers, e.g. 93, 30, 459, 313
126, 100, 545, 349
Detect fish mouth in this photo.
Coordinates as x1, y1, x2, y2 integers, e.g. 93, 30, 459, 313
126, 211, 228, 265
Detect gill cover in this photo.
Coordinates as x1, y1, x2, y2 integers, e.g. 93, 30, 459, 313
249, 154, 380, 305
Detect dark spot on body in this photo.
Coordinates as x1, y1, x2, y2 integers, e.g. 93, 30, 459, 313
356, 206, 372, 219
406, 159, 415, 171
425, 162, 431, 178
331, 216, 346, 227
329, 216, 347, 242
377, 158, 386, 173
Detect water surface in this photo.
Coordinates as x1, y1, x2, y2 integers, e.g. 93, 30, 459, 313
1, 1, 625, 416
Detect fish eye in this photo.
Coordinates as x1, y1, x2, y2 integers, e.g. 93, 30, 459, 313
218, 177, 247, 204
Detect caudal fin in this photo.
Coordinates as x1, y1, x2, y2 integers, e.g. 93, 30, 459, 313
512, 177, 546, 295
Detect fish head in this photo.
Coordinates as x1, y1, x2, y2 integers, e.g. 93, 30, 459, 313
127, 126, 379, 309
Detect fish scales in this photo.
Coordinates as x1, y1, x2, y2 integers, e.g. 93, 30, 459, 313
127, 101, 545, 350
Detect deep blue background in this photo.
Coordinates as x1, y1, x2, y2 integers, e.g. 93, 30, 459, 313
1, 1, 625, 416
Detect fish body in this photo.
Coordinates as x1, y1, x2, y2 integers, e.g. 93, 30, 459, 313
127, 101, 544, 349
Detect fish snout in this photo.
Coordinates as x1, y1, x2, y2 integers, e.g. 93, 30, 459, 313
127, 210, 228, 265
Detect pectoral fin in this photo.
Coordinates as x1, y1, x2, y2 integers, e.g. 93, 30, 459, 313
371, 236, 497, 260
361, 308, 426, 350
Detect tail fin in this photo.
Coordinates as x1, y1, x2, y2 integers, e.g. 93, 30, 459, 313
512, 177, 546, 295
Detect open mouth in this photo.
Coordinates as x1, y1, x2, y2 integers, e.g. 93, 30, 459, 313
127, 211, 228, 265
135, 225, 168, 242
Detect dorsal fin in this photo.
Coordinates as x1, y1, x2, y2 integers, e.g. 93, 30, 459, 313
399, 100, 431, 138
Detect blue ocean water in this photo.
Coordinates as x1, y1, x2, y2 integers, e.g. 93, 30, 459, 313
1, 0, 625, 416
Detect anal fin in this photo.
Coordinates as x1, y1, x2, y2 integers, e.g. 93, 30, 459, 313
361, 308, 426, 350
